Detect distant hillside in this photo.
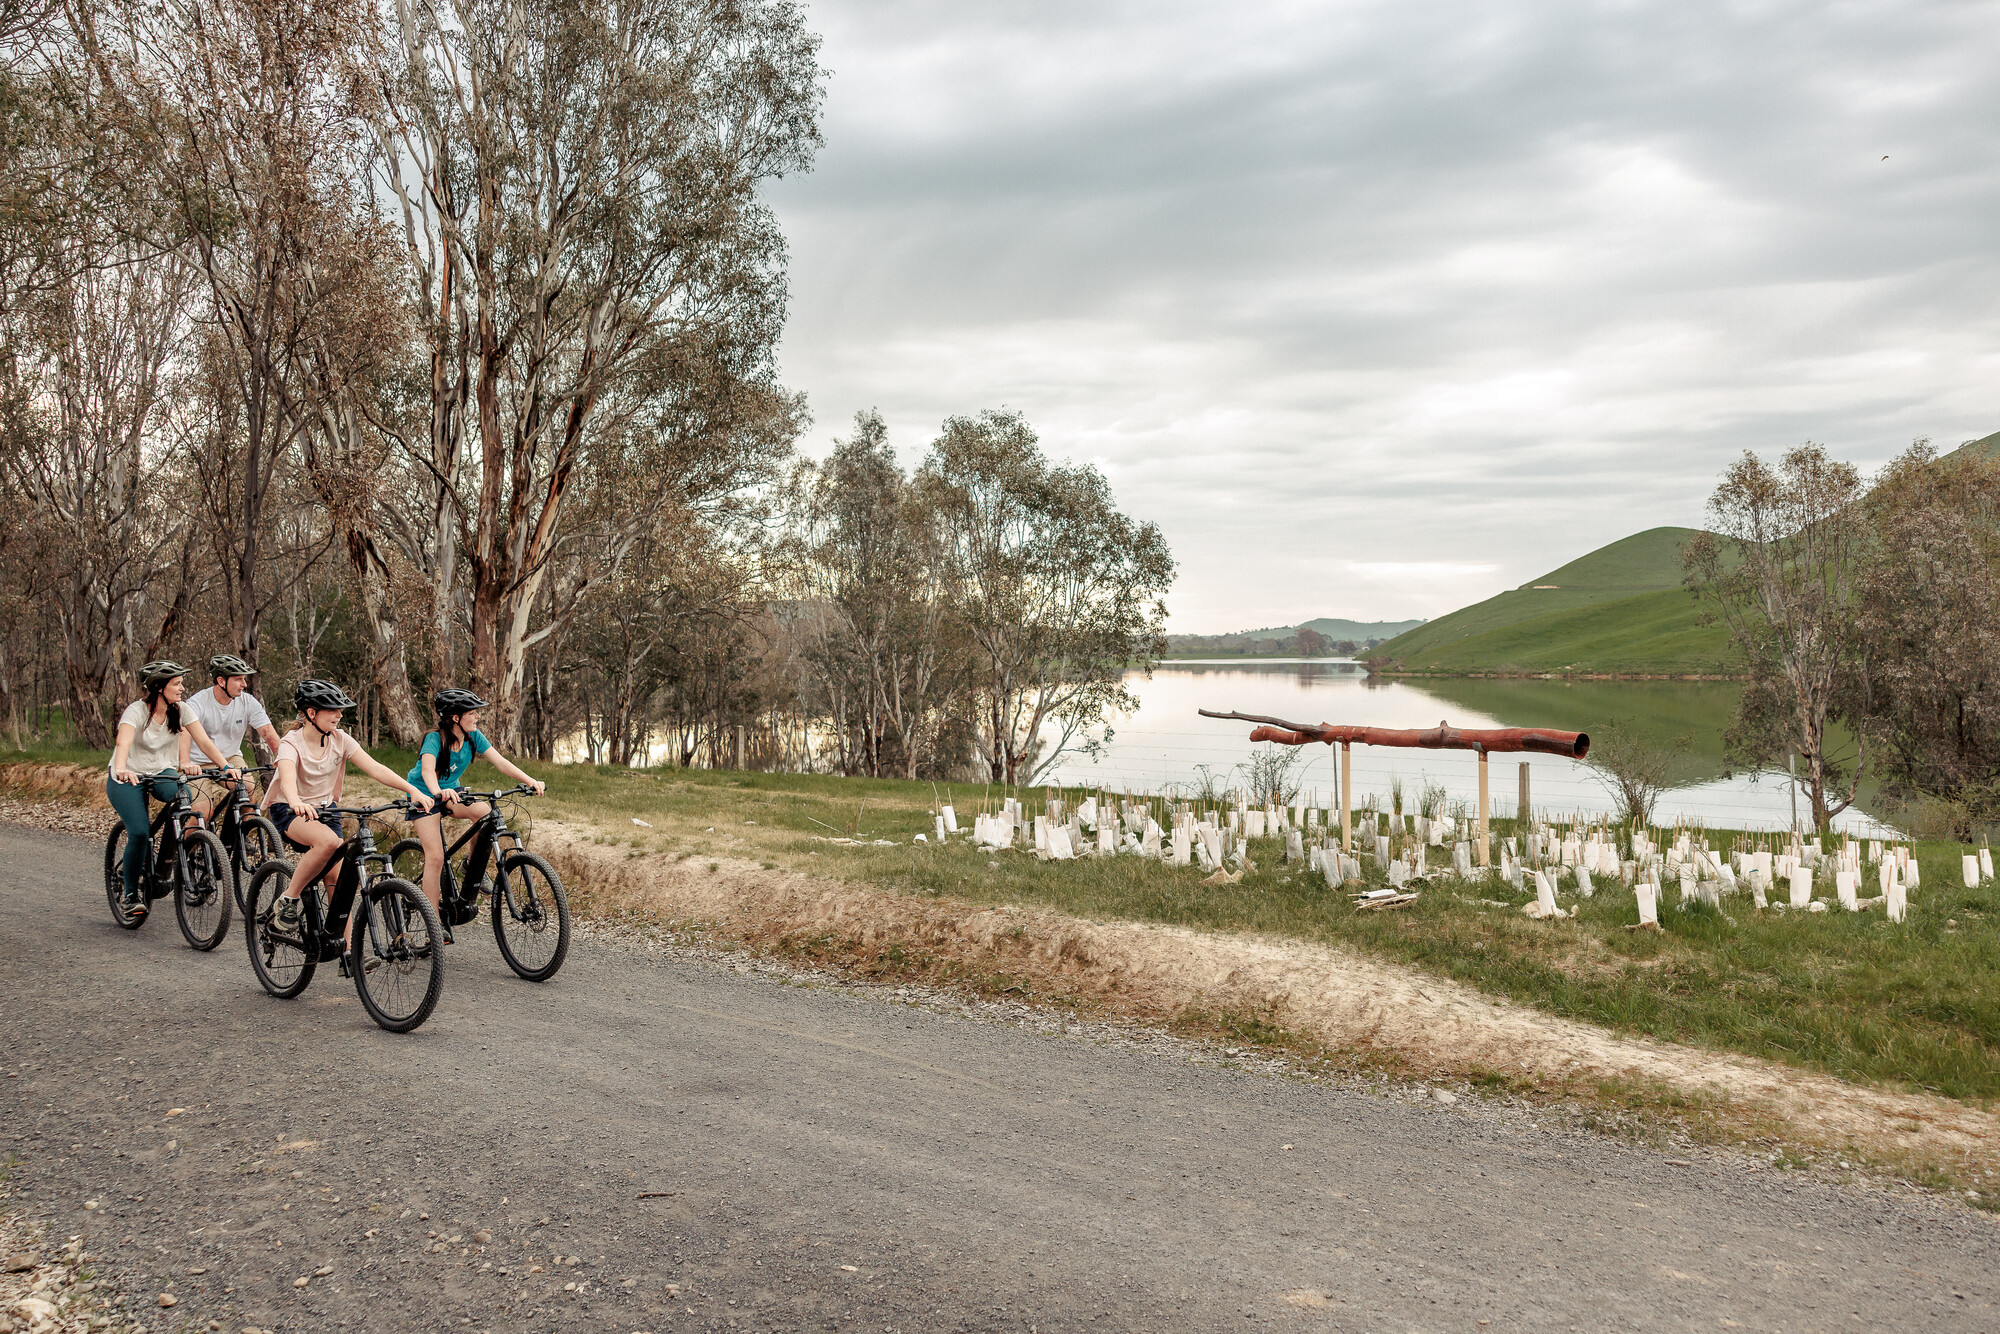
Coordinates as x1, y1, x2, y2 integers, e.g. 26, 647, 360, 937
1947, 429, 2000, 460
1369, 526, 1739, 675
1166, 617, 1426, 658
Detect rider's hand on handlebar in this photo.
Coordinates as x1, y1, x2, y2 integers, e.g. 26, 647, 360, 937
408, 790, 433, 815
527, 778, 545, 796
113, 765, 138, 786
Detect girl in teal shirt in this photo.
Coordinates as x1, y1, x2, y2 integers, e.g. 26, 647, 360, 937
409, 688, 545, 918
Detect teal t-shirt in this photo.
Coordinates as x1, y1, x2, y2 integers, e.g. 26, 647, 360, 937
407, 729, 491, 793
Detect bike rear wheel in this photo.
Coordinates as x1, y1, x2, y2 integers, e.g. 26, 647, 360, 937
244, 861, 314, 999
174, 829, 233, 951
351, 876, 445, 1032
234, 815, 286, 912
493, 851, 570, 982
103, 825, 145, 930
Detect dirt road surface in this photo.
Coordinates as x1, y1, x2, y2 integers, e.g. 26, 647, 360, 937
5, 822, 1996, 1333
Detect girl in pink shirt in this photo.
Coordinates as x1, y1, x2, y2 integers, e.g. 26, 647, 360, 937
266, 679, 432, 941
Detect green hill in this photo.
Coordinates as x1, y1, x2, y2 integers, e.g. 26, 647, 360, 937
1371, 526, 1740, 676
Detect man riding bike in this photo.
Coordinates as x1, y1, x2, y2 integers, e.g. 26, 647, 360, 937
182, 653, 281, 824
264, 679, 433, 942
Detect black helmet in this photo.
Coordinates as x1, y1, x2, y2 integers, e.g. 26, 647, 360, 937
294, 679, 357, 713
209, 653, 253, 680
433, 688, 489, 715
138, 660, 187, 689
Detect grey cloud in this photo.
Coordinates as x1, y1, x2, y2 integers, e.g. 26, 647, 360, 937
769, 0, 2000, 629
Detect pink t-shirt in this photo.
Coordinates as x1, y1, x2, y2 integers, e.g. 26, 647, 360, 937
273, 726, 363, 807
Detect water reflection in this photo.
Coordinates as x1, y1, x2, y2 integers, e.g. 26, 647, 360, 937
1042, 660, 1880, 834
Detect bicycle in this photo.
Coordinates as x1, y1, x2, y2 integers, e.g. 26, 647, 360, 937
100, 771, 233, 951
194, 764, 286, 912
241, 799, 447, 1033
388, 783, 570, 983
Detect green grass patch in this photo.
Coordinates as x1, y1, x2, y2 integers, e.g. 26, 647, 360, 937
509, 764, 2000, 1104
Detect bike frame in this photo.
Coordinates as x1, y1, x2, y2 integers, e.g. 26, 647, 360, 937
203, 764, 276, 866
285, 804, 402, 964
129, 772, 199, 895
427, 788, 530, 902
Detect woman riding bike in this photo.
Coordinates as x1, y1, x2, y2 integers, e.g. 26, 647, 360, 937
407, 688, 545, 917
108, 660, 204, 912
264, 679, 433, 942
106, 660, 242, 918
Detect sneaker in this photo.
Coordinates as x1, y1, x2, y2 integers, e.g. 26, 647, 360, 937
272, 894, 304, 933
121, 886, 148, 919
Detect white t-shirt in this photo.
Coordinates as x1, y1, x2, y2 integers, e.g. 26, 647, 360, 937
113, 700, 187, 777
181, 686, 271, 761
271, 726, 363, 808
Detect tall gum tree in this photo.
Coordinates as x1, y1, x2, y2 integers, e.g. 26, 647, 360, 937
1686, 443, 1866, 832
371, 0, 823, 746
73, 0, 380, 671
919, 410, 1174, 787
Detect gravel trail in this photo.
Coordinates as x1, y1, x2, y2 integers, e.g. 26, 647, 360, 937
4, 820, 1997, 1333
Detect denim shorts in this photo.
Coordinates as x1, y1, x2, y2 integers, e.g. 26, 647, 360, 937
269, 803, 341, 850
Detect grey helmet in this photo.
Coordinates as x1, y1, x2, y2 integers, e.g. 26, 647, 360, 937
293, 679, 357, 713
208, 653, 254, 680
138, 660, 187, 689
433, 688, 489, 715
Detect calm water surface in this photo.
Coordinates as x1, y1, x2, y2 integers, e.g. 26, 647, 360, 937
1041, 660, 1882, 834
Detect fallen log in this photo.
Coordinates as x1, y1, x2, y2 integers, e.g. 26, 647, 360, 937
1197, 710, 1589, 759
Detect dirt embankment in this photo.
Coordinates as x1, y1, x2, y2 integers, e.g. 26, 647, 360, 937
539, 823, 2000, 1181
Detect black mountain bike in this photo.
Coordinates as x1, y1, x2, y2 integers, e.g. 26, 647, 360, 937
101, 772, 233, 950
389, 784, 570, 983
197, 764, 285, 912
241, 799, 446, 1033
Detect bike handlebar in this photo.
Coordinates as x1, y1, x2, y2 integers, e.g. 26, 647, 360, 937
454, 783, 540, 803
319, 797, 425, 820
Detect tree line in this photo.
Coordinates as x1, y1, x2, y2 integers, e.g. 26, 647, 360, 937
1690, 437, 2000, 835
0, 1, 1174, 783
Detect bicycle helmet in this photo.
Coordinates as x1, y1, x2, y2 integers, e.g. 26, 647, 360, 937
294, 678, 357, 712
138, 660, 187, 688
208, 653, 253, 679
433, 688, 489, 715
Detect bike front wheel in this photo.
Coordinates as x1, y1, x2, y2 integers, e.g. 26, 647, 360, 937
351, 876, 445, 1033
103, 825, 144, 931
493, 851, 570, 982
234, 816, 286, 912
174, 829, 233, 951
244, 860, 314, 999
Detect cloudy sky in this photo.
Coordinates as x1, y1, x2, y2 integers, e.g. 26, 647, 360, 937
765, 0, 2000, 633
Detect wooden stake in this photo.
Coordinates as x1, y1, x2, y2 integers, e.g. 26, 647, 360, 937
1517, 761, 1530, 825
1340, 742, 1353, 852
1477, 750, 1491, 867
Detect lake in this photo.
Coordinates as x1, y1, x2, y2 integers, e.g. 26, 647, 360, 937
1039, 660, 1886, 835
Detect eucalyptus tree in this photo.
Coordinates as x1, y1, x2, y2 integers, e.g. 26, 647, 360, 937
69, 0, 381, 668
918, 410, 1175, 786
1850, 439, 2000, 824
370, 0, 822, 746
1686, 444, 1866, 831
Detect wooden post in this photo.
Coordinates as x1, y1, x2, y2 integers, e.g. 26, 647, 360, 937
1518, 761, 1530, 826
1477, 750, 1491, 867
735, 724, 746, 770
1340, 742, 1352, 852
